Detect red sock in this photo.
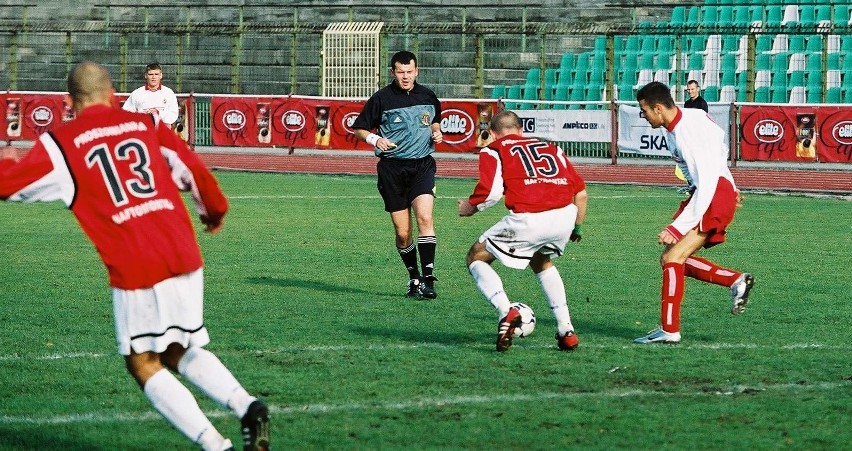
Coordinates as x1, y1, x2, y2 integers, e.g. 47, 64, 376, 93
684, 256, 741, 287
661, 262, 685, 333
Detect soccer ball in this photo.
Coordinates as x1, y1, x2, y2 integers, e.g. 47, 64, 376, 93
510, 302, 536, 337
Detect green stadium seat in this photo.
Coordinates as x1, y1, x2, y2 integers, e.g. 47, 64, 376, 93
573, 52, 591, 83
622, 36, 640, 55
756, 53, 772, 71
771, 86, 787, 103
827, 53, 841, 71
721, 35, 739, 54
804, 86, 820, 103
787, 35, 806, 53
806, 53, 822, 73
525, 67, 541, 87
503, 85, 521, 109
543, 68, 558, 100
491, 85, 506, 99
668, 6, 686, 30
687, 6, 700, 24
559, 53, 575, 72
765, 6, 784, 29
755, 35, 773, 54
844, 87, 852, 104
754, 86, 771, 102
553, 84, 570, 109
700, 5, 718, 31
826, 87, 842, 103
733, 6, 752, 27
815, 5, 832, 33
789, 71, 805, 88
594, 36, 607, 55
704, 85, 720, 102
771, 54, 788, 75
617, 84, 634, 101
798, 6, 816, 29
806, 35, 823, 54
717, 6, 734, 31
833, 5, 850, 26
557, 68, 572, 88
842, 36, 852, 55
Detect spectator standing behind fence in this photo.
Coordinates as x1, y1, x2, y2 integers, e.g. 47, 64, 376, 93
458, 110, 587, 352
684, 79, 709, 113
352, 50, 443, 300
633, 81, 754, 345
122, 62, 180, 126
0, 62, 270, 451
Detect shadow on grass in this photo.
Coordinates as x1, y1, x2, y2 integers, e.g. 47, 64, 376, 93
349, 325, 483, 347
0, 427, 102, 450
246, 276, 392, 298
576, 317, 648, 340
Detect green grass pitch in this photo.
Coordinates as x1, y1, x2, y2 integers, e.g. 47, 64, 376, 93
1, 171, 850, 450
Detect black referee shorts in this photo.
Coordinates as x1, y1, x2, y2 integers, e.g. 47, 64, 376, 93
376, 155, 437, 212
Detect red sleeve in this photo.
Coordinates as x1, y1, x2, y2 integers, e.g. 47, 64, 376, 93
0, 142, 55, 201
468, 147, 500, 208
156, 121, 228, 224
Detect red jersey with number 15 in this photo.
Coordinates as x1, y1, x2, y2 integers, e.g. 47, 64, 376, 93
468, 134, 585, 213
0, 105, 228, 289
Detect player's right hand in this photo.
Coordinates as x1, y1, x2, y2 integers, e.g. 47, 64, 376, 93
200, 215, 224, 233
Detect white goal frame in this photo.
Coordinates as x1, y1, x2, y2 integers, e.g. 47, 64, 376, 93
322, 22, 385, 98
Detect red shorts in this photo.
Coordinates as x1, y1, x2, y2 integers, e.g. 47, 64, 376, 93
673, 177, 737, 248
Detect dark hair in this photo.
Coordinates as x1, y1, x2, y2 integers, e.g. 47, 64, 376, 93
390, 51, 417, 69
686, 79, 700, 87
636, 81, 675, 108
145, 63, 163, 72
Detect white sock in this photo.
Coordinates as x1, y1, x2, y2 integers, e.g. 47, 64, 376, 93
143, 368, 225, 449
469, 260, 511, 318
537, 266, 574, 335
178, 347, 256, 418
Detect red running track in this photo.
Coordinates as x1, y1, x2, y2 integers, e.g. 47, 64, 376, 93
198, 152, 852, 195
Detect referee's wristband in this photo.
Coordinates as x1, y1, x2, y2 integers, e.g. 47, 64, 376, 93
572, 224, 583, 236
365, 133, 381, 146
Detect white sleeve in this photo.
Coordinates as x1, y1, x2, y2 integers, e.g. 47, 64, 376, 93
122, 90, 137, 112
160, 87, 179, 125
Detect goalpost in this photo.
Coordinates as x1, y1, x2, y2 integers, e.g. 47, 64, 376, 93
322, 22, 385, 98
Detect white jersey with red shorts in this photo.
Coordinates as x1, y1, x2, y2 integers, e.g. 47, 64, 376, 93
469, 134, 586, 269
663, 107, 739, 247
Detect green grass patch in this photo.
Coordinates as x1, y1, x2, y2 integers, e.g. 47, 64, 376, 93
1, 172, 850, 449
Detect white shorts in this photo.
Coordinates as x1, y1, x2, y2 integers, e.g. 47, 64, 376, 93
112, 269, 210, 356
479, 204, 578, 270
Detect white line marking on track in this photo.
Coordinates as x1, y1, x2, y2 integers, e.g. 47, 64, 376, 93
227, 194, 676, 200
1, 381, 848, 425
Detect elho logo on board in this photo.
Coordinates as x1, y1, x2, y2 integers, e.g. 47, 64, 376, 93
754, 119, 783, 143
31, 106, 54, 127
281, 110, 306, 132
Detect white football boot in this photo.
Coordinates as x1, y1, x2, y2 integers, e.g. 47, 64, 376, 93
730, 273, 755, 315
634, 327, 681, 344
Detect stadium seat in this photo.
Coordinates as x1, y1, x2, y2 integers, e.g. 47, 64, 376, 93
833, 5, 851, 27
771, 86, 787, 103
747, 5, 764, 32
617, 83, 634, 101
754, 86, 771, 102
826, 70, 841, 89
787, 35, 805, 54
756, 53, 772, 71
700, 5, 719, 31
622, 36, 640, 56
525, 68, 541, 87
826, 35, 841, 54
788, 53, 807, 73
553, 84, 570, 110
815, 5, 832, 33
806, 85, 823, 104
573, 52, 591, 84
805, 35, 822, 54
721, 35, 739, 54
844, 87, 852, 104
771, 34, 789, 54
594, 36, 607, 55
755, 70, 772, 89
826, 86, 842, 103
781, 5, 799, 27
717, 6, 734, 31
703, 85, 720, 102
543, 68, 558, 100
805, 53, 822, 73
765, 6, 784, 30
772, 54, 789, 75
668, 6, 686, 31
559, 53, 575, 73
635, 68, 654, 89
789, 86, 806, 103
686, 5, 701, 24
755, 35, 773, 54
719, 85, 736, 103
789, 71, 805, 88
505, 85, 522, 109
491, 84, 506, 99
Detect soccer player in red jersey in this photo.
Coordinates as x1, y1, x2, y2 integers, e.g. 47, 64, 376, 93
458, 110, 587, 352
634, 81, 754, 344
0, 62, 269, 451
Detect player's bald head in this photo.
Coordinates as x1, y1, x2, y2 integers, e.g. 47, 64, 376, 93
67, 62, 114, 108
489, 110, 523, 137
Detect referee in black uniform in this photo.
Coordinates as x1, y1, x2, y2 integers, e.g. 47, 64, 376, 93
353, 50, 443, 299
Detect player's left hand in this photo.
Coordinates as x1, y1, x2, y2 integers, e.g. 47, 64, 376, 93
432, 130, 443, 144
657, 229, 679, 245
736, 193, 745, 208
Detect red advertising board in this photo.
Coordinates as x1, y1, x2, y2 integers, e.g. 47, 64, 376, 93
1, 93, 75, 141
740, 105, 852, 163
210, 96, 498, 152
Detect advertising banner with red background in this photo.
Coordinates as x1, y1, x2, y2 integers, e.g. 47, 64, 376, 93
210, 96, 499, 153
2, 92, 193, 144
2, 93, 75, 141
740, 105, 852, 163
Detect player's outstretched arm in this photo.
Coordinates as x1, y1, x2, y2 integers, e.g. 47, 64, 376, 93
458, 199, 478, 217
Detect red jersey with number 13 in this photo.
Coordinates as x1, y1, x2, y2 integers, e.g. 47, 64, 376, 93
468, 134, 585, 213
0, 105, 228, 289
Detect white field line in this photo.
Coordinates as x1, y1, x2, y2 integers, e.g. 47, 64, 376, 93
1, 341, 849, 363
1, 380, 849, 426
228, 194, 676, 200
